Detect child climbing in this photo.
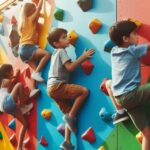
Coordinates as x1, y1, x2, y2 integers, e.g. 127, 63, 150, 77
0, 64, 39, 150
109, 20, 150, 150
18, 0, 51, 82
47, 28, 95, 149
105, 79, 129, 124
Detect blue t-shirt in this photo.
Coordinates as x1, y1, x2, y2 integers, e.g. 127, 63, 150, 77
111, 44, 147, 96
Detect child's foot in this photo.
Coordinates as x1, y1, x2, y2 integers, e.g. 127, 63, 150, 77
20, 103, 33, 115
60, 141, 74, 150
63, 114, 77, 133
29, 89, 40, 99
113, 112, 129, 124
31, 72, 45, 82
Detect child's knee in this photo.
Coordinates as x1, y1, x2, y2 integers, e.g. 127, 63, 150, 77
82, 88, 89, 97
45, 52, 51, 59
15, 82, 23, 88
141, 127, 150, 138
105, 80, 112, 89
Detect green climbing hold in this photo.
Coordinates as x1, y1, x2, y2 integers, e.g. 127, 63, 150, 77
0, 131, 3, 140
54, 8, 64, 21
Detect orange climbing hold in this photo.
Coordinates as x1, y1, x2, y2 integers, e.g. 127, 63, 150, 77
89, 18, 102, 34
81, 127, 96, 143
136, 132, 143, 144
67, 30, 78, 45
81, 59, 94, 75
40, 136, 48, 147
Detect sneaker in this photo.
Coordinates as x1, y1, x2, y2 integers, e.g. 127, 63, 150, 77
20, 103, 33, 115
60, 141, 74, 150
63, 114, 77, 133
29, 89, 40, 99
31, 72, 44, 82
113, 112, 129, 125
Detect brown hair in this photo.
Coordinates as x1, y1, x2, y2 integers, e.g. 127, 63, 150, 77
109, 20, 137, 46
0, 64, 13, 86
47, 28, 67, 48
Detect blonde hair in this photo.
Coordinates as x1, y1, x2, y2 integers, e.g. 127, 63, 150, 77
18, 3, 36, 34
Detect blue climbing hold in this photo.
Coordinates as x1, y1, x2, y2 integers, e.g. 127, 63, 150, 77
8, 119, 16, 131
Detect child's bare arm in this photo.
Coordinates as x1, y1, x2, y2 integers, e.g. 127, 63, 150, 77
64, 49, 95, 72
31, 0, 43, 22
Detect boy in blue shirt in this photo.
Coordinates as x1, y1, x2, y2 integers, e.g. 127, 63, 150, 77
109, 20, 150, 150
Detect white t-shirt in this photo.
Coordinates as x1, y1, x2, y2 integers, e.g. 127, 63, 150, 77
0, 88, 9, 111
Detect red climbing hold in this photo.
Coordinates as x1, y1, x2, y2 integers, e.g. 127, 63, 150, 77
11, 16, 17, 25
81, 127, 96, 143
81, 59, 94, 75
9, 134, 17, 146
23, 137, 30, 148
100, 78, 109, 96
40, 136, 48, 147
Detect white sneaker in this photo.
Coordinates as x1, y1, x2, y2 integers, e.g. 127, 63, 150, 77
31, 72, 44, 82
29, 89, 40, 98
20, 103, 33, 115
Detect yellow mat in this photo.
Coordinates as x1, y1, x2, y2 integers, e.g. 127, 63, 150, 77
0, 122, 14, 150
38, 0, 55, 49
0, 47, 11, 64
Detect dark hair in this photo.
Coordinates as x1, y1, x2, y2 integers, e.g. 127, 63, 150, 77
109, 20, 137, 46
47, 28, 67, 48
0, 64, 13, 86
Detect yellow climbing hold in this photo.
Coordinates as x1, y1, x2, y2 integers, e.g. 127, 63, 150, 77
0, 122, 14, 150
41, 109, 52, 120
128, 18, 142, 27
98, 145, 105, 150
136, 132, 143, 144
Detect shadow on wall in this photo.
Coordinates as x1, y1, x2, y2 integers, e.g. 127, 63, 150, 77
70, 34, 114, 149
91, 0, 114, 13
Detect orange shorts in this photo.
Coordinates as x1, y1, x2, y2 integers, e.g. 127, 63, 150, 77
47, 82, 85, 114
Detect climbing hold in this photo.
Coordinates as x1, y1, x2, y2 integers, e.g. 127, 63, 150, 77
104, 39, 116, 53
41, 109, 52, 120
23, 137, 30, 148
54, 8, 64, 21
128, 18, 142, 27
136, 132, 143, 144
0, 131, 3, 140
40, 136, 48, 147
57, 123, 65, 136
98, 146, 105, 150
11, 16, 17, 25
0, 15, 4, 23
99, 107, 112, 122
9, 134, 17, 146
89, 18, 102, 34
100, 78, 109, 96
77, 0, 92, 12
81, 58, 94, 75
81, 127, 96, 143
67, 30, 78, 45
22, 66, 31, 79
8, 119, 16, 131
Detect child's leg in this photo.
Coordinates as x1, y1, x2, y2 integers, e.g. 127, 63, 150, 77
31, 48, 51, 72
14, 108, 28, 150
69, 87, 88, 118
105, 80, 123, 111
11, 83, 34, 106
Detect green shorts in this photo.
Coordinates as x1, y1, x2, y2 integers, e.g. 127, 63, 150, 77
115, 83, 150, 131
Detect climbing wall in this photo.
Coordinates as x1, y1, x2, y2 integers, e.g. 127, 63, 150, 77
1, 0, 150, 150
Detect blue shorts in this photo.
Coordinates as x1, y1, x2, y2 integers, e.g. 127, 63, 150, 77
18, 44, 38, 63
3, 95, 16, 116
